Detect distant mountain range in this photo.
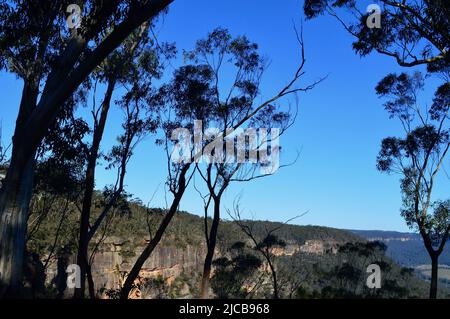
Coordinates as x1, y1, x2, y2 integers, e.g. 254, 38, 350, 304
349, 230, 450, 267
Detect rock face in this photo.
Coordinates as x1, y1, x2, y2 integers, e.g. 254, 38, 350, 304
270, 244, 300, 256
299, 240, 339, 255
45, 238, 342, 298
43, 227, 349, 298
46, 239, 207, 299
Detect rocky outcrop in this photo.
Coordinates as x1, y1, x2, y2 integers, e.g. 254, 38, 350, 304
45, 239, 207, 298
299, 240, 339, 255
44, 231, 348, 298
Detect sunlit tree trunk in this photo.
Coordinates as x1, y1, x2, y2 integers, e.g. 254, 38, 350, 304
0, 152, 35, 297
200, 197, 220, 299
1, 1, 173, 297
0, 83, 38, 298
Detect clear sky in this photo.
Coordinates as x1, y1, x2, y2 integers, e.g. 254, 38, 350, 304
0, 0, 445, 232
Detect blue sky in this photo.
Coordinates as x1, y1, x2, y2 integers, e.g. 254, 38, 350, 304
0, 0, 446, 232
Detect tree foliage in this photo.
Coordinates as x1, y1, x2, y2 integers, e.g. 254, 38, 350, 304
304, 0, 449, 72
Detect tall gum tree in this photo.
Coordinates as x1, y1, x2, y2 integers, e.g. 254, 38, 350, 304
0, 0, 174, 297
303, 0, 449, 299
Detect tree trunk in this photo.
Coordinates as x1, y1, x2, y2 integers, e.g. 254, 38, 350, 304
200, 198, 220, 299
86, 263, 96, 299
120, 192, 184, 299
74, 79, 115, 299
0, 0, 173, 298
0, 82, 38, 298
0, 154, 35, 298
430, 254, 439, 299
74, 169, 92, 299
420, 227, 441, 299
267, 260, 279, 299
120, 165, 190, 299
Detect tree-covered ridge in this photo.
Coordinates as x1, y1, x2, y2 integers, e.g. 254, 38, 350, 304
24, 195, 444, 299
27, 193, 361, 260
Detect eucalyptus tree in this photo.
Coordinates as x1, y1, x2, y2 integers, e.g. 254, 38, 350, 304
376, 72, 450, 298
74, 22, 174, 299
121, 27, 320, 299
303, 0, 449, 72
0, 0, 173, 296
178, 28, 320, 299
303, 0, 450, 299
119, 63, 207, 299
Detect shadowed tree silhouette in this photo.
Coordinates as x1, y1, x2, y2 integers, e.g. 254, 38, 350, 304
0, 0, 173, 297
303, 0, 449, 72
376, 72, 450, 298
304, 0, 450, 299
211, 242, 262, 299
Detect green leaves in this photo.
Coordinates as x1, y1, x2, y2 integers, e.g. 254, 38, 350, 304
304, 0, 450, 71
